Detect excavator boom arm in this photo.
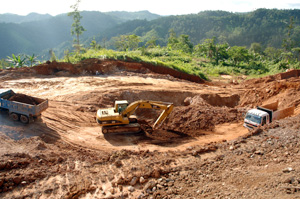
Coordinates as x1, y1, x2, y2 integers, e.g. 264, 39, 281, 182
121, 100, 174, 128
153, 104, 173, 128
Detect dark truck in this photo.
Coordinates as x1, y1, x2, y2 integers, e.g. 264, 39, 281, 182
243, 101, 294, 130
0, 89, 48, 123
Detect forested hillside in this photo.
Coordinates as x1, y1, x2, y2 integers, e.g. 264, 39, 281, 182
1, 9, 300, 60
97, 9, 300, 49
0, 11, 160, 59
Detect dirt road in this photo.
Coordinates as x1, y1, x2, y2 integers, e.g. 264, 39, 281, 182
0, 60, 299, 198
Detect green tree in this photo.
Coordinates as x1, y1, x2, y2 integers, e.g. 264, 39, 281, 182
199, 38, 217, 59
167, 29, 193, 53
178, 34, 194, 53
194, 38, 228, 64
228, 46, 250, 65
264, 47, 281, 61
90, 37, 101, 50
167, 29, 179, 49
250, 42, 262, 55
145, 37, 157, 48
68, 0, 86, 53
114, 35, 128, 51
128, 34, 141, 50
194, 43, 208, 57
113, 34, 141, 51
214, 43, 229, 65
64, 50, 71, 63
282, 16, 295, 52
292, 47, 300, 62
281, 51, 293, 63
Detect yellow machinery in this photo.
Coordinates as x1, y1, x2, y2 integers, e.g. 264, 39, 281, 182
96, 100, 174, 134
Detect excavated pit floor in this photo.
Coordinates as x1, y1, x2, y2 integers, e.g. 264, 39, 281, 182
0, 74, 247, 152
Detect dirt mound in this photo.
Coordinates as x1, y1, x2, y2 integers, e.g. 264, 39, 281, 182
162, 105, 246, 135
196, 94, 239, 108
242, 69, 300, 85
239, 70, 300, 109
32, 60, 76, 75
9, 94, 39, 105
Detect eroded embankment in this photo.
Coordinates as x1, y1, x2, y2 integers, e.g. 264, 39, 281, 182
32, 59, 206, 83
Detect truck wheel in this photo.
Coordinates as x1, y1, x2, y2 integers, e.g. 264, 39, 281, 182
20, 115, 29, 124
9, 113, 19, 121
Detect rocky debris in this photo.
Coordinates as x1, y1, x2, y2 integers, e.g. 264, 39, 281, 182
130, 177, 138, 186
140, 177, 146, 184
282, 167, 294, 173
128, 186, 135, 192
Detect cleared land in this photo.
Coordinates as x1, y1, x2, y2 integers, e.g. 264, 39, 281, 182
0, 60, 300, 198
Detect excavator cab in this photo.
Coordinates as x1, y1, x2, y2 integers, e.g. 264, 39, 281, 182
115, 100, 129, 113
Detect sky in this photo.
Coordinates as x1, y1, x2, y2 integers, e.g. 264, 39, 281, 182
0, 0, 300, 16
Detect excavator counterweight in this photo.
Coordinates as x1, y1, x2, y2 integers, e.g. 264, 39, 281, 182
96, 100, 173, 134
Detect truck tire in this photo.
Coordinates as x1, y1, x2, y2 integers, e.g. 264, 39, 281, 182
20, 115, 29, 124
9, 113, 19, 121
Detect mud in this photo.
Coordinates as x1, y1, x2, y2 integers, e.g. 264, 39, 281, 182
0, 59, 299, 198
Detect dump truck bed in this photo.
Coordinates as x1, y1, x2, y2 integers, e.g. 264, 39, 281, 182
273, 106, 295, 121
257, 101, 294, 123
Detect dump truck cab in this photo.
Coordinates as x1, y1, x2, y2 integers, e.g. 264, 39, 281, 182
243, 109, 270, 129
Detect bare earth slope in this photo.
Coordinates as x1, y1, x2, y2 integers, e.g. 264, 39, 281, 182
0, 59, 299, 198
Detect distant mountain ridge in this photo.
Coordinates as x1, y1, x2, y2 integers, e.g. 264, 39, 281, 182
0, 10, 162, 59
0, 10, 160, 24
0, 9, 300, 60
0, 13, 52, 23
104, 10, 161, 22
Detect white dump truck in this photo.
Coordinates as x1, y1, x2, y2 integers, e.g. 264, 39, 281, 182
243, 101, 294, 130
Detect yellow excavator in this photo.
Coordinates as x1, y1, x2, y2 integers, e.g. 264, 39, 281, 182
96, 100, 174, 134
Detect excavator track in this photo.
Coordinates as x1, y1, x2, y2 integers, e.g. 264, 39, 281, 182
101, 123, 141, 134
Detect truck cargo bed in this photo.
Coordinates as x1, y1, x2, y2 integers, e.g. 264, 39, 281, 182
273, 106, 295, 121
